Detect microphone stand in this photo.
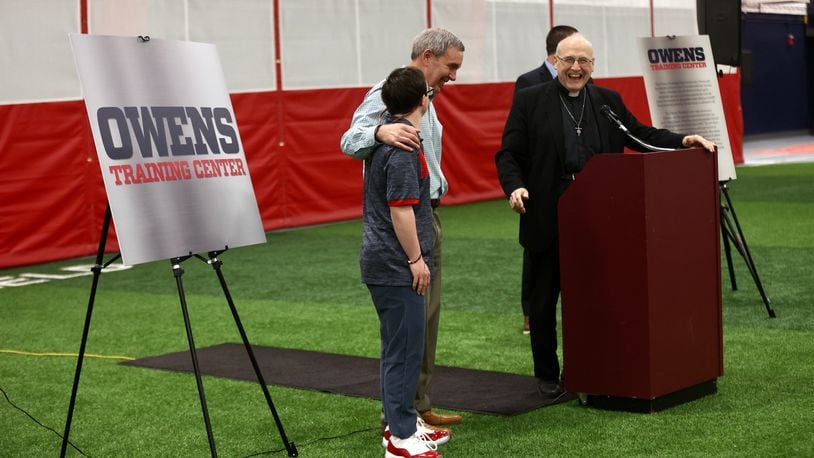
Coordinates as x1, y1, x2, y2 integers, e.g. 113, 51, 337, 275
620, 132, 678, 153
600, 105, 678, 152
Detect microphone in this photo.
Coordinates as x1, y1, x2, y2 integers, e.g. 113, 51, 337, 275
599, 104, 678, 152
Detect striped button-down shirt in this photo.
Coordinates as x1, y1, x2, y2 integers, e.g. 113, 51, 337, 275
340, 79, 447, 199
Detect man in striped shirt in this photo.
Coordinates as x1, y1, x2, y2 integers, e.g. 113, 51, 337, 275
340, 28, 465, 429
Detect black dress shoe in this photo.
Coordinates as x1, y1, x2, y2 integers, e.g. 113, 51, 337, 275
537, 380, 564, 398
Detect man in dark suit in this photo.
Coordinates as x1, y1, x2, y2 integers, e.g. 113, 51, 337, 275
495, 33, 715, 398
514, 24, 578, 336
515, 25, 578, 92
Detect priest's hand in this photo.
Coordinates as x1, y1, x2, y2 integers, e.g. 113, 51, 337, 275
509, 187, 529, 214
682, 134, 716, 153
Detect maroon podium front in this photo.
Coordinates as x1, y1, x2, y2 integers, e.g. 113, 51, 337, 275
558, 148, 723, 412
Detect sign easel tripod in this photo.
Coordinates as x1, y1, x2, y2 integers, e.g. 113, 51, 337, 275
60, 205, 298, 457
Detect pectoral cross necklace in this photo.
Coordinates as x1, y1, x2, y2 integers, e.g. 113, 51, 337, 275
559, 90, 586, 137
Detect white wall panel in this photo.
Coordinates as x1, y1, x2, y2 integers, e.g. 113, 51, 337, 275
0, 0, 703, 100
280, 0, 424, 89
89, 0, 185, 39
653, 0, 698, 37
188, 0, 276, 92
280, 0, 358, 88
653, 8, 698, 38
556, 2, 650, 77
432, 0, 493, 83
90, 0, 275, 92
0, 0, 80, 104
356, 0, 425, 86
494, 1, 551, 83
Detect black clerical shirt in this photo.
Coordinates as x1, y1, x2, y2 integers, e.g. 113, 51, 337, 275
556, 81, 601, 175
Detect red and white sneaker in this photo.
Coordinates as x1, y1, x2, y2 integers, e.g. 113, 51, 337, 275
382, 419, 451, 447
385, 431, 442, 458
416, 417, 451, 445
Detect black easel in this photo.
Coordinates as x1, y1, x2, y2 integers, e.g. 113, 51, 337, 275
193, 249, 296, 457
170, 253, 218, 456
60, 206, 118, 457
61, 205, 298, 457
719, 182, 776, 318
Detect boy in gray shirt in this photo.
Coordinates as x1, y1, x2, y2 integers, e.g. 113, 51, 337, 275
361, 67, 449, 457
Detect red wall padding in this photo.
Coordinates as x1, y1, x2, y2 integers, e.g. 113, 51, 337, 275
0, 101, 118, 267
0, 75, 742, 268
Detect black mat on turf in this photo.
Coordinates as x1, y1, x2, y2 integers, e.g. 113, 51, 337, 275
122, 343, 574, 416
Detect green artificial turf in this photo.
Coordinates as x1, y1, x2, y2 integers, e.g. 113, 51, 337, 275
1, 163, 813, 456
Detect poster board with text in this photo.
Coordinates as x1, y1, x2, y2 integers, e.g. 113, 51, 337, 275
638, 35, 736, 181
70, 34, 266, 265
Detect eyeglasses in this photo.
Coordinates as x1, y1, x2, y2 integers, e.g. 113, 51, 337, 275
557, 55, 595, 67
425, 87, 435, 98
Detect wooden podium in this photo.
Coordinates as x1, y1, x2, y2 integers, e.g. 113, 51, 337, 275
558, 148, 723, 412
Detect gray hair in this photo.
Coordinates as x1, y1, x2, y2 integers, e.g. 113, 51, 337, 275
411, 28, 465, 59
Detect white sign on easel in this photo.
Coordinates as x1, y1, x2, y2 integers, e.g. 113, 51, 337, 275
637, 35, 737, 181
70, 34, 266, 265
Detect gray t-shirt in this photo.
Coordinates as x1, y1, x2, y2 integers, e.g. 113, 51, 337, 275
360, 119, 433, 286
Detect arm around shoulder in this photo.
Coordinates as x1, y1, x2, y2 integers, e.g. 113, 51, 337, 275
340, 123, 378, 160
340, 85, 386, 160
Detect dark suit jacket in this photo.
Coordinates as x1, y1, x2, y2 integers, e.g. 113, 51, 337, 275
515, 63, 554, 92
495, 81, 686, 252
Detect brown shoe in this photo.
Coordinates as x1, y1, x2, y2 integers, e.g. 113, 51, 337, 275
420, 410, 462, 426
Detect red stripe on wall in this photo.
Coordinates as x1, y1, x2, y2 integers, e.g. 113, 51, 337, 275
0, 100, 117, 267
272, 0, 283, 92
80, 0, 88, 34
